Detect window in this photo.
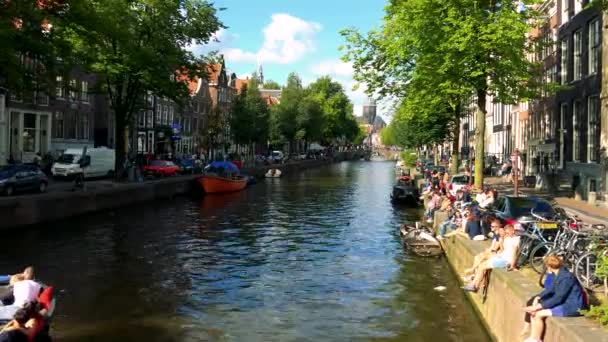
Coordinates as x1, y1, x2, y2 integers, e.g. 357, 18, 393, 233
80, 81, 88, 103
169, 106, 174, 124
69, 79, 77, 101
573, 101, 581, 161
36, 86, 48, 106
562, 0, 571, 23
138, 111, 145, 127
146, 110, 153, 128
55, 76, 64, 99
589, 19, 600, 75
23, 114, 37, 153
81, 114, 89, 140
573, 31, 582, 80
10, 90, 22, 102
65, 111, 77, 139
156, 104, 162, 124
53, 111, 64, 139
588, 96, 599, 162
560, 39, 568, 84
163, 105, 168, 125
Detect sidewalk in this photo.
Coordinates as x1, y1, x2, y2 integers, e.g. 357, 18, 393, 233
486, 176, 608, 225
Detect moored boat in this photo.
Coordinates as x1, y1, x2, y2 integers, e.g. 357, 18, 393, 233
265, 168, 282, 178
198, 161, 248, 194
399, 223, 443, 257
0, 278, 56, 340
390, 176, 420, 205
197, 175, 247, 194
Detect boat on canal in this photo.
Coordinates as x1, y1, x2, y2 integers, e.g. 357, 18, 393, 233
390, 175, 420, 205
0, 278, 56, 340
198, 161, 248, 194
265, 168, 282, 178
399, 222, 443, 257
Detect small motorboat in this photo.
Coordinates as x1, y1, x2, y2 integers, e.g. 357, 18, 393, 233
197, 174, 247, 194
198, 161, 248, 194
265, 168, 282, 178
0, 279, 56, 339
399, 222, 443, 257
391, 176, 420, 205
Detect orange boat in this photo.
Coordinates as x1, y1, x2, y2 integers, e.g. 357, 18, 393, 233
197, 175, 248, 194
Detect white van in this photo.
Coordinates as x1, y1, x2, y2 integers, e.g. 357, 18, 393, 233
52, 147, 115, 179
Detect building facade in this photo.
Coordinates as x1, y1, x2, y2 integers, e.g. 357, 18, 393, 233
555, 0, 602, 197
1, 63, 97, 164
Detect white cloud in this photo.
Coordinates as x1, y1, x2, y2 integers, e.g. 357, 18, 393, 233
223, 13, 322, 64
310, 60, 353, 78
188, 28, 239, 56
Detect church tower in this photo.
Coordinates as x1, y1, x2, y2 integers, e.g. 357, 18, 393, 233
257, 64, 264, 88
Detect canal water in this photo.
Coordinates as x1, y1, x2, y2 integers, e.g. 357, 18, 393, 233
1, 161, 490, 341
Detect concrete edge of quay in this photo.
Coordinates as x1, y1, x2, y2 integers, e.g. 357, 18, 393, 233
431, 211, 608, 342
0, 151, 363, 230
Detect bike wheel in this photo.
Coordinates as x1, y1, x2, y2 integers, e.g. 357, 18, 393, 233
529, 242, 554, 274
575, 252, 603, 293
516, 238, 534, 268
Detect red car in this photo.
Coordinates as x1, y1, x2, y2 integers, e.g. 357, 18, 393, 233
144, 160, 180, 177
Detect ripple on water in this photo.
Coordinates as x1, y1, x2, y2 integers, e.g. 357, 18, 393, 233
0, 161, 489, 342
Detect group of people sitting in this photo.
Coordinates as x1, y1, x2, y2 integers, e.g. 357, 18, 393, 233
431, 199, 587, 342
0, 267, 53, 342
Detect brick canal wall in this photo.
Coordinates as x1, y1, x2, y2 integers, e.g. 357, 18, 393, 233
432, 211, 608, 342
0, 152, 362, 230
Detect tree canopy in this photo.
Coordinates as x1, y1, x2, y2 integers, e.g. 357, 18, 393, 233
263, 80, 281, 90
58, 0, 223, 176
342, 0, 544, 188
230, 79, 270, 147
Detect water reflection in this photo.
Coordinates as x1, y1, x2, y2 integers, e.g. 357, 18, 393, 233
0, 161, 488, 341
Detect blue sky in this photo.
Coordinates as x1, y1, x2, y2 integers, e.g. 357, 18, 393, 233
190, 0, 389, 118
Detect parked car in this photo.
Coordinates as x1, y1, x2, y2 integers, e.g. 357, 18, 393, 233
0, 164, 48, 196
271, 151, 284, 163
176, 158, 195, 174
52, 147, 115, 179
448, 174, 471, 196
493, 196, 556, 230
144, 160, 180, 177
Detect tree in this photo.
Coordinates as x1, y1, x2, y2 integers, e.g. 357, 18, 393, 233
342, 0, 543, 189
298, 94, 324, 143
230, 79, 270, 154
274, 72, 304, 151
263, 80, 281, 90
306, 76, 357, 144
59, 0, 223, 178
0, 0, 74, 92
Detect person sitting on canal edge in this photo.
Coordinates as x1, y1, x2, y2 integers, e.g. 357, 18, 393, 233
437, 210, 462, 240
462, 220, 505, 281
522, 255, 588, 342
462, 224, 520, 292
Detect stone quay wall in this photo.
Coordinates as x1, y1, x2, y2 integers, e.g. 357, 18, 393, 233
431, 210, 607, 342
0, 152, 363, 230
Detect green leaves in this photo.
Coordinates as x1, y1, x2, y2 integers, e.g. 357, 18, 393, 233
343, 0, 543, 187
231, 82, 270, 146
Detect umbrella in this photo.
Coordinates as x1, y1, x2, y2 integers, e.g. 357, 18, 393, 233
208, 161, 239, 173
309, 143, 325, 151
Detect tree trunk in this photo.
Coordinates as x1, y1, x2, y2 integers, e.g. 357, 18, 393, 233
113, 111, 128, 181
451, 109, 461, 176
474, 89, 487, 190
433, 144, 439, 165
